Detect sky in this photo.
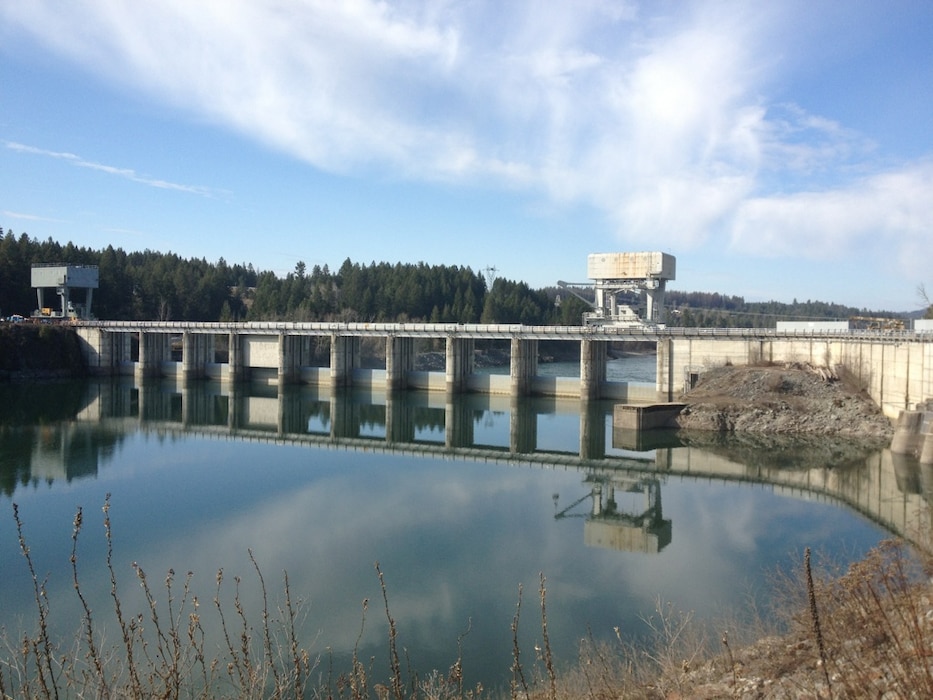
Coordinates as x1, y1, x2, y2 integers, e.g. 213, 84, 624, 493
1, 1, 931, 312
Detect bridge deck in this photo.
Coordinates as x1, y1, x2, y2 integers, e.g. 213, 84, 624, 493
80, 320, 932, 341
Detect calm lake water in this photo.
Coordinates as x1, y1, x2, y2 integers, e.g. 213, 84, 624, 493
0, 355, 922, 692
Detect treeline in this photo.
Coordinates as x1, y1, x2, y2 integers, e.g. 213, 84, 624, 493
0, 231, 256, 321
249, 258, 587, 324
2, 228, 911, 326
0, 230, 589, 324
665, 290, 900, 327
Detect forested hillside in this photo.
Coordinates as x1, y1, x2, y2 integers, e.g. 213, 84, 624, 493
0, 229, 588, 324
665, 290, 874, 328
0, 228, 909, 326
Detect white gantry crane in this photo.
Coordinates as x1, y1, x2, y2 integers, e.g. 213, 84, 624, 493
559, 252, 676, 328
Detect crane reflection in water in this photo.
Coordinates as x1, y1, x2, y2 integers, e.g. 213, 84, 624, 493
553, 473, 672, 553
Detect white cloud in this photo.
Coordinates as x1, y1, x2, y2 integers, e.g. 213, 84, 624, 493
1, 210, 67, 223
4, 140, 221, 196
2, 0, 928, 269
2, 1, 460, 168
730, 161, 933, 280
757, 103, 876, 177
532, 9, 768, 248
5, 141, 80, 161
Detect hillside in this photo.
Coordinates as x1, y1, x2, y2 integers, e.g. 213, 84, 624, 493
0, 324, 87, 380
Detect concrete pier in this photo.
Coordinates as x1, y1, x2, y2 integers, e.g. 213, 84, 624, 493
330, 335, 360, 388
136, 332, 170, 380
182, 331, 213, 381
580, 338, 607, 400
891, 406, 933, 465
446, 336, 474, 394
509, 338, 538, 396
386, 336, 414, 390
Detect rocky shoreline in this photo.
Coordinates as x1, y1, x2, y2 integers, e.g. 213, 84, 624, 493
674, 362, 894, 438
633, 364, 900, 697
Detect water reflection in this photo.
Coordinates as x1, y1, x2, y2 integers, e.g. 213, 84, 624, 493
554, 475, 672, 553
0, 382, 127, 489
1, 379, 927, 550
83, 379, 618, 457
0, 378, 927, 691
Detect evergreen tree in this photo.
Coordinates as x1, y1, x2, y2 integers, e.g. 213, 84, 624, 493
0, 226, 907, 326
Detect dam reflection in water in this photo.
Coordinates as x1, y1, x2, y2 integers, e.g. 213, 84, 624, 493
3, 378, 932, 690
9, 378, 933, 553
81, 379, 676, 554
114, 378, 620, 458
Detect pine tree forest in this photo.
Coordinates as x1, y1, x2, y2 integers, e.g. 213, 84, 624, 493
0, 228, 905, 327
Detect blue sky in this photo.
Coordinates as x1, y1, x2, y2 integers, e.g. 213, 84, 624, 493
1, 1, 931, 311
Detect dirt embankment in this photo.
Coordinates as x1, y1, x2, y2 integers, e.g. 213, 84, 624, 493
674, 362, 894, 438
0, 323, 87, 381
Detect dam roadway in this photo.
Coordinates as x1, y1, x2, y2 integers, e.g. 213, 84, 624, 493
75, 321, 933, 417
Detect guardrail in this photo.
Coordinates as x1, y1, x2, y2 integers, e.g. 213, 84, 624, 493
77, 320, 933, 342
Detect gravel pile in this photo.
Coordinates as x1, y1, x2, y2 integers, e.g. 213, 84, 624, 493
674, 363, 894, 438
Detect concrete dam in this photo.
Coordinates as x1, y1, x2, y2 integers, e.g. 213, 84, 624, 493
76, 321, 933, 417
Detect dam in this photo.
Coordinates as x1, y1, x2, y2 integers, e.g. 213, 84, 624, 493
76, 321, 933, 417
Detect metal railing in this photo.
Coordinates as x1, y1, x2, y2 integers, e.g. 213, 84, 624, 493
77, 320, 933, 342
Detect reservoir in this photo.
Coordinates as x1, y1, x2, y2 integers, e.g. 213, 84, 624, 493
0, 355, 918, 692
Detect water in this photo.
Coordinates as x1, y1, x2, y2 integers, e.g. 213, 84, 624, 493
476, 353, 657, 382
0, 356, 919, 693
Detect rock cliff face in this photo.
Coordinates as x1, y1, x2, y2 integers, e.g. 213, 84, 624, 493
0, 324, 87, 380
674, 363, 893, 438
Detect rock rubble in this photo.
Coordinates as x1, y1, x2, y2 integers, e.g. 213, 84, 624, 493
674, 363, 894, 438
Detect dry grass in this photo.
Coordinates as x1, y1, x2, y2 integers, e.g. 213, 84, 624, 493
642, 540, 933, 699
790, 540, 933, 698
498, 540, 933, 699
4, 498, 933, 699
2, 496, 316, 699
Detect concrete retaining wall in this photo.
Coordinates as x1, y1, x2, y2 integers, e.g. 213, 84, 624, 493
613, 403, 686, 430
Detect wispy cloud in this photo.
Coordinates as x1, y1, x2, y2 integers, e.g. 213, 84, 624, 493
3, 142, 80, 161
4, 140, 221, 196
1, 0, 928, 265
1, 210, 68, 223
